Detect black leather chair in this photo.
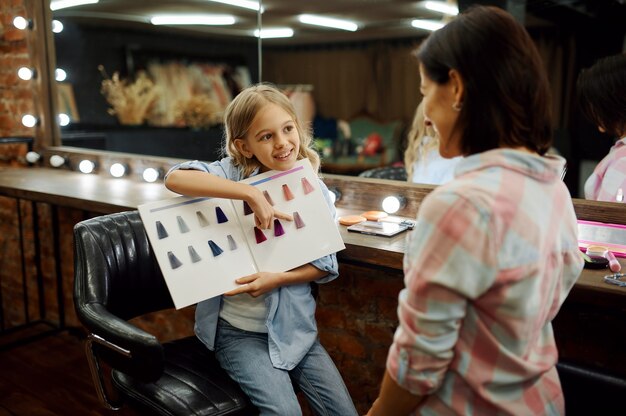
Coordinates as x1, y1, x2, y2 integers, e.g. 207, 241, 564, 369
73, 210, 254, 415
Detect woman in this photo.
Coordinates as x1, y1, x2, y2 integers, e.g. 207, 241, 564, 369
367, 6, 583, 415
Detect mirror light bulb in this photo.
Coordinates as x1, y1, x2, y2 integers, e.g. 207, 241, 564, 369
142, 168, 160, 183
78, 160, 95, 174
382, 196, 401, 214
55, 68, 67, 82
110, 163, 126, 178
25, 151, 41, 164
49, 155, 66, 168
13, 16, 30, 30
58, 113, 70, 126
18, 67, 35, 80
22, 114, 38, 128
52, 20, 64, 33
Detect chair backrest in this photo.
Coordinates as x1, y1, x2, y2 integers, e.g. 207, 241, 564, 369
74, 210, 174, 324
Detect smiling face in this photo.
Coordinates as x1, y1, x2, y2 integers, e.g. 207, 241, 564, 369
234, 102, 300, 172
419, 64, 464, 158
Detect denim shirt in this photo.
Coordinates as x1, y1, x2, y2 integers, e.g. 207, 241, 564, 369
165, 157, 340, 370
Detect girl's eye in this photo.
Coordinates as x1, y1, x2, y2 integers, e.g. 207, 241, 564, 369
260, 133, 272, 141
284, 125, 294, 133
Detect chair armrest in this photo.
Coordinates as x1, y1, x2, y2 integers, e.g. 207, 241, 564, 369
79, 302, 164, 382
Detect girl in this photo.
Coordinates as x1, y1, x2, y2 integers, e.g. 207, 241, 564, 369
404, 100, 461, 185
367, 6, 583, 415
165, 83, 357, 416
578, 53, 626, 202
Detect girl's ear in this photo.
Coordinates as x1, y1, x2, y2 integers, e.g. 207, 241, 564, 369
448, 69, 465, 108
234, 138, 253, 159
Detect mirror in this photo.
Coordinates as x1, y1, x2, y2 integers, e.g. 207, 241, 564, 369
38, 1, 626, 202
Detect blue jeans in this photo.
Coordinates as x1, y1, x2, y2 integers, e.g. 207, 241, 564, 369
215, 319, 358, 416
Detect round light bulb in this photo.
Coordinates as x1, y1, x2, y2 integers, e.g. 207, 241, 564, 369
142, 168, 160, 183
110, 163, 126, 178
13, 16, 29, 30
78, 160, 95, 174
382, 196, 401, 214
18, 67, 35, 80
52, 20, 64, 33
22, 114, 37, 128
49, 155, 66, 168
55, 68, 67, 82
25, 151, 41, 164
58, 113, 70, 126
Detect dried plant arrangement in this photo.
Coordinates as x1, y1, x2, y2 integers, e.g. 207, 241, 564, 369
99, 65, 160, 125
173, 94, 222, 129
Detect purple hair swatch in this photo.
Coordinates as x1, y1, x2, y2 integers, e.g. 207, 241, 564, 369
254, 226, 267, 244
215, 206, 228, 223
208, 240, 224, 257
188, 245, 202, 263
243, 201, 253, 216
227, 234, 237, 250
293, 212, 306, 229
196, 210, 210, 227
156, 221, 169, 239
274, 219, 285, 237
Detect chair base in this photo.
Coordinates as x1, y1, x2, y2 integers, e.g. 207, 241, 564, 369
112, 336, 254, 416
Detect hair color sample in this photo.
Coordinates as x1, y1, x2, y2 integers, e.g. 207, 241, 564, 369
243, 200, 253, 215
274, 219, 285, 237
282, 184, 295, 201
188, 245, 202, 263
167, 251, 182, 269
208, 240, 224, 257
254, 226, 267, 244
301, 177, 315, 195
227, 234, 238, 250
263, 190, 275, 206
156, 221, 169, 239
177, 215, 190, 233
196, 211, 210, 227
293, 212, 306, 229
215, 206, 228, 223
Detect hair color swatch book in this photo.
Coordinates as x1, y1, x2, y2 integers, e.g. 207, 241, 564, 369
138, 159, 345, 309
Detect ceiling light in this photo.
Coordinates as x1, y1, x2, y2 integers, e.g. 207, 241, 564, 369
18, 67, 36, 81
254, 28, 294, 39
150, 15, 236, 26
52, 20, 64, 33
298, 14, 358, 32
423, 1, 459, 16
13, 16, 31, 30
207, 0, 260, 11
411, 19, 445, 31
50, 0, 99, 11
21, 114, 38, 128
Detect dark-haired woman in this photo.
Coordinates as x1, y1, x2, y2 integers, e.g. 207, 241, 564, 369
578, 53, 626, 202
366, 6, 583, 416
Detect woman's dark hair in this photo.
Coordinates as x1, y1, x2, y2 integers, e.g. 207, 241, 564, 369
576, 53, 626, 138
416, 6, 552, 156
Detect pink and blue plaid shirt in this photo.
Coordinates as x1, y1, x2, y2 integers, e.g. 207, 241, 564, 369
387, 149, 584, 415
584, 137, 626, 202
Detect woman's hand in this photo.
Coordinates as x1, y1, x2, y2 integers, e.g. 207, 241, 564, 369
246, 186, 292, 229
224, 272, 283, 297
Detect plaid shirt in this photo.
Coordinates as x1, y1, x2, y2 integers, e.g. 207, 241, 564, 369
584, 137, 626, 202
387, 149, 583, 415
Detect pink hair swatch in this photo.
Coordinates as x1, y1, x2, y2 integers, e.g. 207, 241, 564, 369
293, 212, 305, 229
263, 190, 275, 206
282, 184, 295, 201
274, 219, 285, 237
254, 226, 267, 244
301, 177, 315, 195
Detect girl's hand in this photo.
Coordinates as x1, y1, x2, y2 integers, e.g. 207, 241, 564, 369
246, 186, 292, 229
224, 272, 283, 297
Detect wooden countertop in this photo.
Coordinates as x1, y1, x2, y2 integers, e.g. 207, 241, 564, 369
2, 166, 625, 300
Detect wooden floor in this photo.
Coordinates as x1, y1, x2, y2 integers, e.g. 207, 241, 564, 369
0, 323, 142, 416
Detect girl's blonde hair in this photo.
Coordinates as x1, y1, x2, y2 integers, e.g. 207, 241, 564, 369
224, 83, 320, 178
403, 100, 438, 181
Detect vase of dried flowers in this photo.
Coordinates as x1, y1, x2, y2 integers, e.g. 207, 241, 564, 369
99, 65, 160, 125
173, 95, 222, 130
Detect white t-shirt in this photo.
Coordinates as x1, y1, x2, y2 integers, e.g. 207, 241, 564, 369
411, 137, 462, 185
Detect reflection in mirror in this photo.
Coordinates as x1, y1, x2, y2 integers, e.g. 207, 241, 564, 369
50, 0, 261, 161
40, 0, 626, 201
